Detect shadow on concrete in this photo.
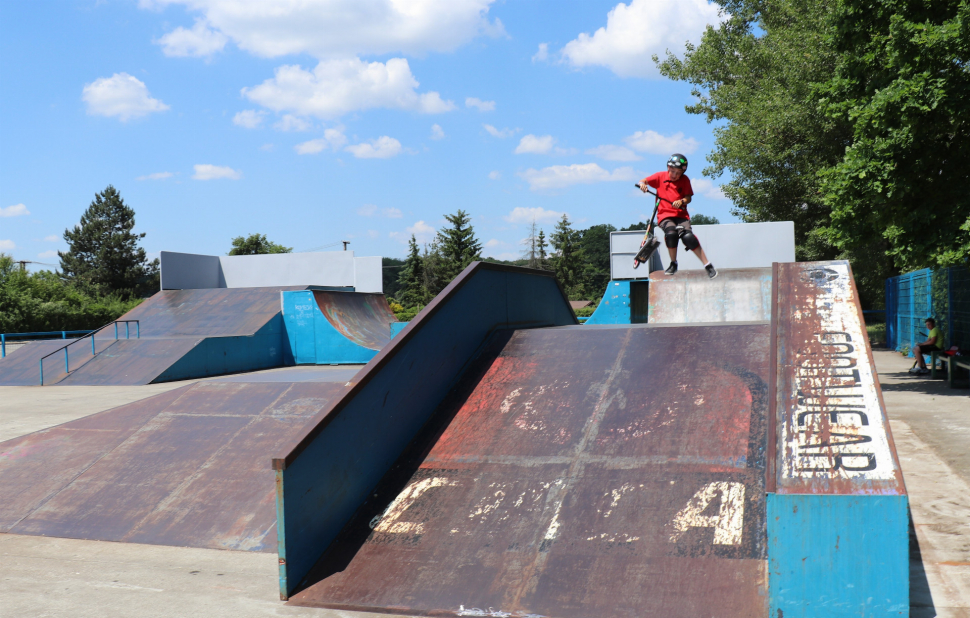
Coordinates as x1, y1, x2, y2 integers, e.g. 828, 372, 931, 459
910, 511, 937, 617
880, 378, 970, 398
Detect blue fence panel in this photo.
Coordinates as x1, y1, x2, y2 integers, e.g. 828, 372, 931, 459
886, 266, 969, 354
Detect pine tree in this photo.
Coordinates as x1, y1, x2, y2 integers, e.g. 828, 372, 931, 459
421, 238, 446, 298
537, 230, 549, 270
396, 235, 426, 308
550, 214, 583, 297
59, 185, 158, 298
436, 209, 482, 283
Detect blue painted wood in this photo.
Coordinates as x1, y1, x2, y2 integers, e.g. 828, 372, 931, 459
767, 493, 909, 617
153, 316, 285, 382
273, 263, 576, 599
390, 322, 407, 338
585, 280, 633, 324
281, 290, 379, 365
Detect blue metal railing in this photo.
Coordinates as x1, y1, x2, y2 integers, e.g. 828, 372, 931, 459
1, 330, 94, 358
38, 320, 140, 385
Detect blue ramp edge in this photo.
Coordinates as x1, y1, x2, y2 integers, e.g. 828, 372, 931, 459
585, 280, 649, 324
281, 291, 379, 365
767, 494, 909, 617
271, 262, 577, 599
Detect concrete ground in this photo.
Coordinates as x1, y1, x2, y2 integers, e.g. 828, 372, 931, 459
0, 352, 967, 617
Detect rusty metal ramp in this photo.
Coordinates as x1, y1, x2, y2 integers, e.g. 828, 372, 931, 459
0, 380, 348, 551
288, 323, 770, 617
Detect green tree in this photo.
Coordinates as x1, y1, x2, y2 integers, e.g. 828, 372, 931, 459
421, 238, 446, 298
396, 235, 427, 308
690, 214, 720, 225
537, 230, 549, 270
436, 209, 482, 283
578, 224, 616, 299
59, 185, 159, 298
550, 214, 584, 298
228, 234, 292, 255
1, 253, 142, 332
817, 0, 970, 270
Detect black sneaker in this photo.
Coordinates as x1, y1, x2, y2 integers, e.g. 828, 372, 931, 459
706, 263, 718, 279
664, 261, 678, 276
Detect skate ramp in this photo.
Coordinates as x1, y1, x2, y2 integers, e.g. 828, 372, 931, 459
274, 260, 907, 617
0, 380, 349, 551
282, 290, 398, 364
0, 287, 299, 386
288, 323, 771, 617
649, 267, 773, 324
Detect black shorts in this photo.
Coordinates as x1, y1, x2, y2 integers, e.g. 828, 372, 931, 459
659, 217, 692, 233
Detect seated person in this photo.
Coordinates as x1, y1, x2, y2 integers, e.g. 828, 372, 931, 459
910, 318, 944, 375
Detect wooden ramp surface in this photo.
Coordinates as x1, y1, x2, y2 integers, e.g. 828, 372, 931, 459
0, 381, 348, 552
289, 323, 771, 618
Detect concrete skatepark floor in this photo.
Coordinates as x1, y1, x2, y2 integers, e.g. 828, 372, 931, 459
0, 353, 967, 617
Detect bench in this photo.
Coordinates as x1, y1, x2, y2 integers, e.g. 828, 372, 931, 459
947, 356, 970, 389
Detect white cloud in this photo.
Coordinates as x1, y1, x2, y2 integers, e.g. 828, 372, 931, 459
233, 109, 266, 128
294, 127, 348, 154
560, 0, 723, 78
465, 97, 495, 112
484, 238, 506, 248
155, 19, 228, 57
82, 73, 170, 121
532, 43, 549, 62
0, 203, 29, 217
483, 124, 516, 138
136, 172, 174, 181
586, 144, 641, 161
430, 124, 445, 140
367, 229, 380, 239
504, 206, 564, 224
357, 204, 403, 218
274, 114, 312, 132
518, 163, 637, 191
242, 57, 454, 119
691, 178, 727, 200
514, 134, 576, 155
390, 220, 436, 244
0, 240, 15, 251
259, 143, 275, 151
345, 136, 402, 159
624, 130, 699, 154
488, 170, 501, 180
44, 235, 59, 242
143, 0, 503, 59
192, 164, 242, 180
37, 250, 58, 259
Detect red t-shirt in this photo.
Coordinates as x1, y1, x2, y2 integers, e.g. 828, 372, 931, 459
643, 171, 693, 221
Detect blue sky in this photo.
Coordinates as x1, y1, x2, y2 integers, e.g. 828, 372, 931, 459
0, 0, 732, 267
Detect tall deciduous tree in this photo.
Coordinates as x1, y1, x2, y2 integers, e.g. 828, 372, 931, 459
59, 185, 159, 298
436, 209, 482, 282
396, 235, 426, 308
818, 0, 970, 270
228, 234, 292, 255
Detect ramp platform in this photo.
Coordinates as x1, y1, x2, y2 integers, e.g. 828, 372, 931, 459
289, 323, 771, 617
0, 381, 349, 551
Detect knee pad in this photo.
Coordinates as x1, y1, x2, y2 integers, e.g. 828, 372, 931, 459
680, 229, 700, 251
664, 226, 679, 248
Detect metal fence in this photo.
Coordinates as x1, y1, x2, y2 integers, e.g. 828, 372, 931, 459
886, 266, 970, 353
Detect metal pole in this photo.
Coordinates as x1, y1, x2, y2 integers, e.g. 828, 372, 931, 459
64, 347, 69, 374
39, 359, 43, 386
92, 333, 96, 355
136, 321, 140, 338
62, 330, 66, 339
1, 334, 5, 359
114, 323, 118, 340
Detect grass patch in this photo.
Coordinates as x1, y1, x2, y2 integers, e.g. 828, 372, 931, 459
866, 322, 886, 347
